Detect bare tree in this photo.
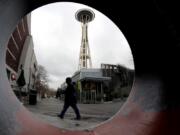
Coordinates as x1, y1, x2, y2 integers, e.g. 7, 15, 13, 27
35, 65, 49, 98
37, 65, 49, 84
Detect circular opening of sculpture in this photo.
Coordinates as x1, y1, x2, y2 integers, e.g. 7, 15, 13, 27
5, 2, 135, 131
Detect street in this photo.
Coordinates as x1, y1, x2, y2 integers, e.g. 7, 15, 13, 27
25, 98, 125, 130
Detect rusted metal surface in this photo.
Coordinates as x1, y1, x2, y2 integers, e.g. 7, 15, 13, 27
1, 0, 180, 135
94, 77, 180, 135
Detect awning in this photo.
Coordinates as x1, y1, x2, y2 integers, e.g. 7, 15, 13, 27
80, 76, 111, 82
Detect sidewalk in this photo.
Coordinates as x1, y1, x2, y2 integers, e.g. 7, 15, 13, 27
25, 98, 124, 130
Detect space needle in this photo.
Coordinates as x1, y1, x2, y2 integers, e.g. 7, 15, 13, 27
75, 9, 95, 69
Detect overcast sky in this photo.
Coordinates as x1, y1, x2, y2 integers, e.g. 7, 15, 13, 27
31, 2, 134, 90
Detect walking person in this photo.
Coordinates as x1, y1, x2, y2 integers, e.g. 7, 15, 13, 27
58, 77, 81, 120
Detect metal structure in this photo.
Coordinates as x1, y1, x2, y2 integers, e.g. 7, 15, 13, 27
1, 1, 180, 135
75, 9, 95, 69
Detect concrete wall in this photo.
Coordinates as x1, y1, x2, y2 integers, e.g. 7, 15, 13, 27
1, 1, 180, 135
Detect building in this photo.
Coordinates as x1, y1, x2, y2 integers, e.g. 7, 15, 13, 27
60, 64, 134, 104
101, 64, 134, 100
6, 14, 38, 103
72, 69, 111, 103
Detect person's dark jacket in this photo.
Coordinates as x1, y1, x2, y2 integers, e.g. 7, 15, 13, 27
64, 84, 77, 104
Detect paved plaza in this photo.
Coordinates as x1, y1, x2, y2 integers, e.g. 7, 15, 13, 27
25, 98, 125, 130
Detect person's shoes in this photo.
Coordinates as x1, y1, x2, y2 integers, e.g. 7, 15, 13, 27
57, 114, 63, 119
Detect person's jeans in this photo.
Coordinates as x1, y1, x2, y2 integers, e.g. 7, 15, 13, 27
60, 103, 81, 119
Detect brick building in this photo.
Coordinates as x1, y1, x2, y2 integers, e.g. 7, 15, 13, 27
6, 14, 38, 103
